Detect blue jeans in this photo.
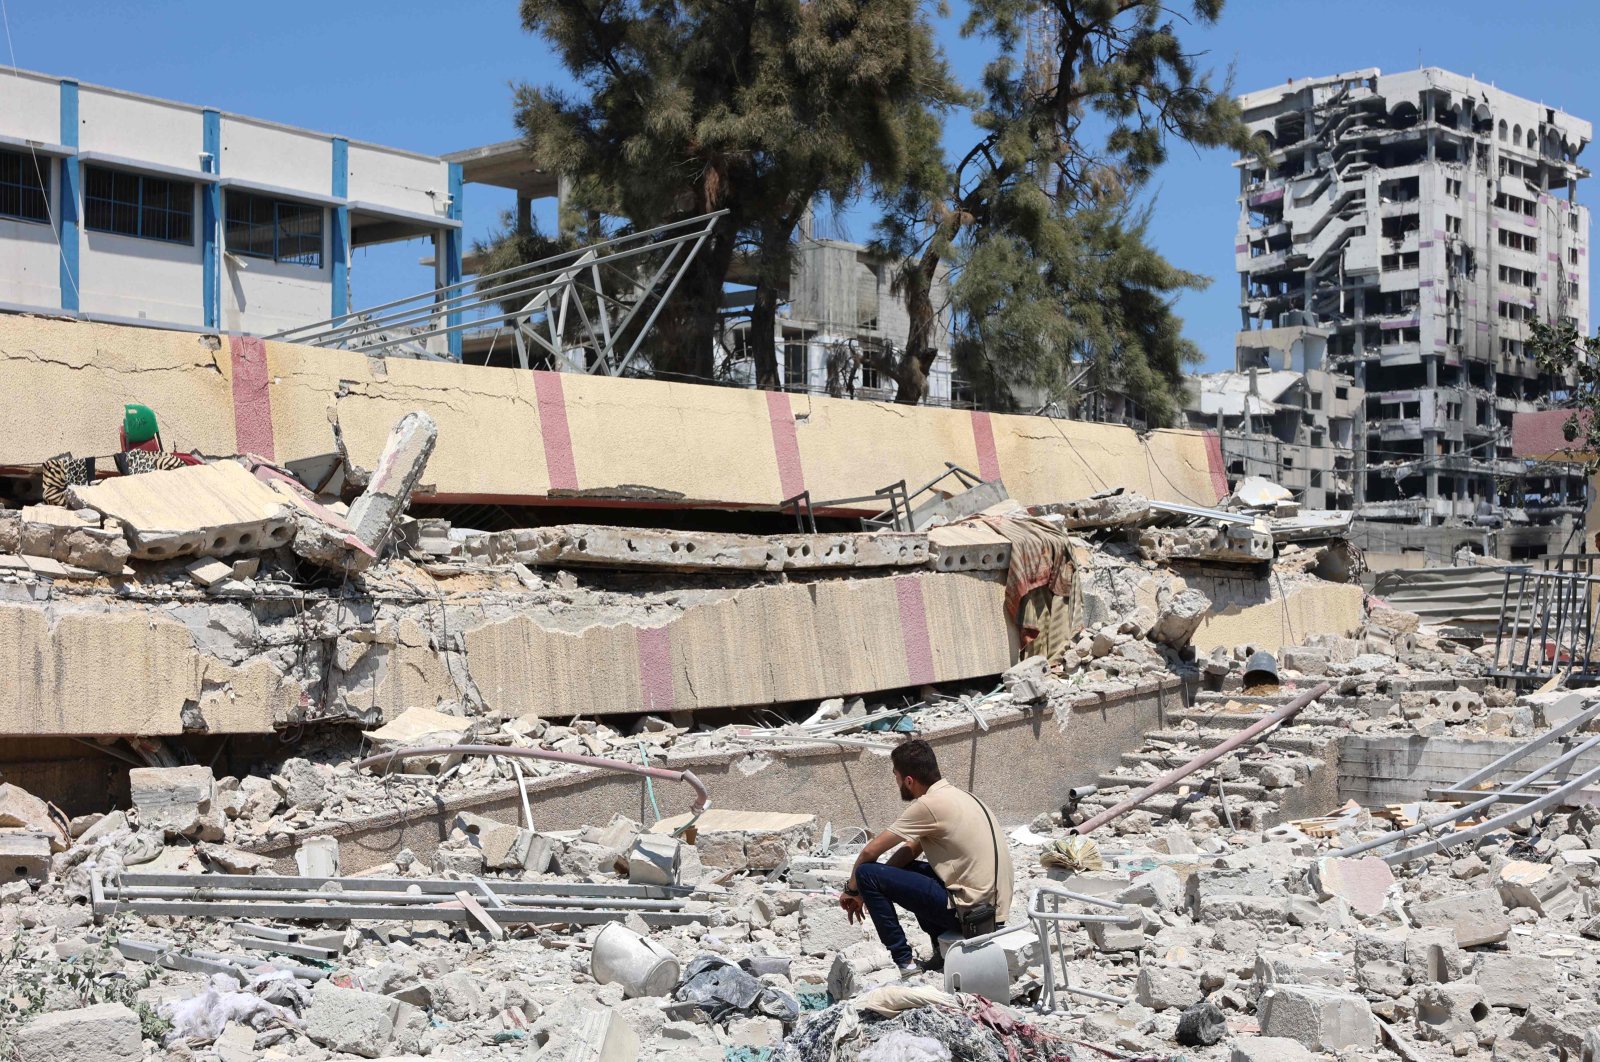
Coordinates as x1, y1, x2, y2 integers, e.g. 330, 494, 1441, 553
855, 860, 960, 967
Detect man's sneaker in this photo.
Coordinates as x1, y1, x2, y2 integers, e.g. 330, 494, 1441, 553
896, 961, 920, 979
918, 953, 945, 974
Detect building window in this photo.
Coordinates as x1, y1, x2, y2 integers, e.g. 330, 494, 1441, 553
1445, 215, 1462, 235
1571, 212, 1580, 231
1335, 386, 1348, 400
1572, 248, 1581, 265
0, 148, 49, 223
84, 166, 193, 243
225, 191, 324, 267
1445, 177, 1463, 197
859, 362, 881, 390
781, 336, 809, 391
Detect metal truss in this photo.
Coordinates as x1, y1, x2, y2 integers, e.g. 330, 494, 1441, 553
268, 210, 726, 374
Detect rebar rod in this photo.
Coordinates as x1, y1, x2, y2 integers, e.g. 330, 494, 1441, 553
353, 744, 709, 812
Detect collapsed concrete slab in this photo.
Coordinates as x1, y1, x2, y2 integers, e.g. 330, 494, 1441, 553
0, 567, 1012, 737
344, 410, 437, 550
0, 316, 1225, 513
70, 460, 295, 561
464, 570, 1013, 719
475, 524, 930, 574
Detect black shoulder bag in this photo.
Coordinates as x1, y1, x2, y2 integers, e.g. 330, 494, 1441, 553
954, 792, 1002, 939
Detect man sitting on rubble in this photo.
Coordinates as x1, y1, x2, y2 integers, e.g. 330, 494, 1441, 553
838, 738, 1014, 975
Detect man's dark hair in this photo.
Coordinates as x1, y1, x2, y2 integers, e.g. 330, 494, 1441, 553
891, 739, 941, 786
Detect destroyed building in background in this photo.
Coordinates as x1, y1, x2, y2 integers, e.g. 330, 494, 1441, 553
1230, 67, 1592, 563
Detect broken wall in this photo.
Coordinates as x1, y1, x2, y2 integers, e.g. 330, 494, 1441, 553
0, 568, 1015, 738
245, 678, 1183, 874
0, 316, 1223, 511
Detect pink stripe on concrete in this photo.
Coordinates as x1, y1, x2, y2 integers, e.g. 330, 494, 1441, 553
636, 626, 675, 712
766, 390, 806, 499
895, 575, 936, 687
970, 411, 1001, 482
229, 335, 275, 460
1204, 431, 1229, 501
533, 371, 579, 492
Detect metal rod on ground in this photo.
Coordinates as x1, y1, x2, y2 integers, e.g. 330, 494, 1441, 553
1069, 682, 1329, 836
105, 885, 685, 909
353, 744, 710, 813
1334, 726, 1600, 859
1381, 758, 1600, 865
510, 757, 534, 831
1443, 700, 1600, 794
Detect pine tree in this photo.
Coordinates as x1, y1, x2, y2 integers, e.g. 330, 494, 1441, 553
875, 0, 1256, 415
510, 0, 954, 385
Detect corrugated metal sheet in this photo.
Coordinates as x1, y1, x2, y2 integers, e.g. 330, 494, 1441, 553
1372, 566, 1529, 630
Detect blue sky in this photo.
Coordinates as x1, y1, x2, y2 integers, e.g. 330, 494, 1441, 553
4, 0, 1598, 370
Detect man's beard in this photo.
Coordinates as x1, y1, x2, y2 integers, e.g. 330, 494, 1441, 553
898, 779, 914, 801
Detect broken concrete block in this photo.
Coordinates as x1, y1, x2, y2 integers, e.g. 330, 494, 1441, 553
627, 836, 682, 886
1257, 984, 1376, 1052
456, 813, 538, 871
1229, 1038, 1314, 1062
275, 757, 328, 811
295, 835, 341, 878
128, 764, 218, 839
1414, 982, 1488, 1043
1116, 865, 1184, 911
1474, 952, 1543, 1010
1404, 926, 1463, 986
345, 411, 438, 551
1001, 656, 1052, 705
0, 783, 67, 851
1148, 588, 1211, 648
306, 980, 402, 1058
532, 998, 639, 1062
1086, 910, 1147, 953
14, 1001, 142, 1062
1254, 952, 1346, 991
1353, 930, 1407, 998
70, 460, 296, 560
1135, 962, 1201, 1011
1308, 855, 1392, 916
800, 902, 875, 956
1406, 889, 1509, 948
0, 830, 52, 884
1498, 859, 1580, 919
428, 970, 485, 1022
185, 557, 234, 587
0, 509, 17, 552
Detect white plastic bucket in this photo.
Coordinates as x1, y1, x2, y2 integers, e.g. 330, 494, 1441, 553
591, 923, 681, 998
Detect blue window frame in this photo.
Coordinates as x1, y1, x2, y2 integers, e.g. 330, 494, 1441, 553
225, 191, 323, 267
0, 148, 49, 223
83, 165, 193, 243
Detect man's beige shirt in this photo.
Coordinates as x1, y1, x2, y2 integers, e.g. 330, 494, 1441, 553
887, 779, 1014, 921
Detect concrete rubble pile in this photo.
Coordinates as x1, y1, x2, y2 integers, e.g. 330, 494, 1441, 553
10, 405, 1597, 1060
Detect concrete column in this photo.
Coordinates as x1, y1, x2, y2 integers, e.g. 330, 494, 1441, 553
445, 162, 464, 361
331, 137, 350, 322
202, 110, 221, 330
57, 79, 79, 314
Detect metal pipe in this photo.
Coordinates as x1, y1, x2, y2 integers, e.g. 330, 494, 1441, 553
108, 886, 684, 910
1069, 683, 1329, 836
1443, 699, 1600, 793
1382, 757, 1600, 865
353, 744, 710, 812
1336, 726, 1600, 858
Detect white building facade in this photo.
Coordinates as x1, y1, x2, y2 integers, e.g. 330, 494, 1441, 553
0, 67, 462, 346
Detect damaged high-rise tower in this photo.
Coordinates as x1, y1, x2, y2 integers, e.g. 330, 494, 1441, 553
1230, 68, 1591, 557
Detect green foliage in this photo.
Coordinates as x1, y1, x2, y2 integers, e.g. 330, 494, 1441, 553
1529, 319, 1598, 451
0, 915, 172, 1051
507, 0, 955, 383
878, 0, 1254, 415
